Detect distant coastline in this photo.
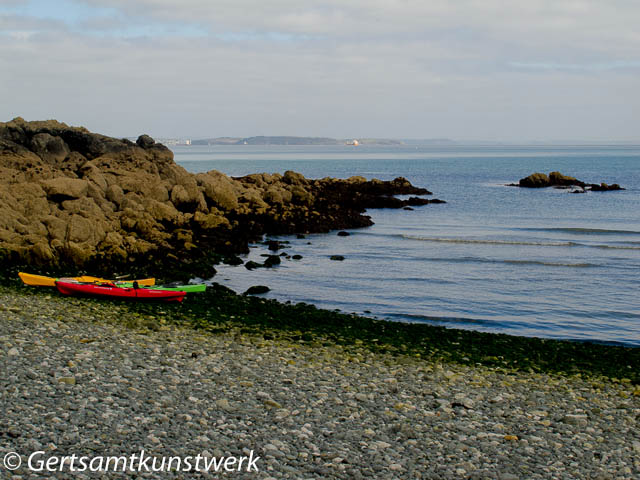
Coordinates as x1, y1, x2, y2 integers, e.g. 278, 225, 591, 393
190, 136, 404, 146
149, 136, 640, 147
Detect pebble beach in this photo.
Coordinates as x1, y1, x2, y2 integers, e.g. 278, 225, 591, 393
1, 286, 639, 479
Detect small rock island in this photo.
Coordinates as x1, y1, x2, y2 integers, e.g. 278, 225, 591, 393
510, 171, 624, 192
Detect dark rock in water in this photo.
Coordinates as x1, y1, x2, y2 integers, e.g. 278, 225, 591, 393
292, 254, 303, 260
263, 255, 281, 267
337, 231, 350, 237
549, 171, 583, 187
296, 234, 306, 239
519, 172, 551, 188
403, 206, 414, 211
514, 171, 623, 192
245, 261, 262, 270
222, 255, 244, 266
427, 199, 447, 204
405, 196, 433, 206
244, 285, 270, 295
267, 240, 283, 251
571, 189, 586, 194
330, 255, 345, 261
517, 170, 584, 188
279, 252, 288, 256
589, 182, 624, 191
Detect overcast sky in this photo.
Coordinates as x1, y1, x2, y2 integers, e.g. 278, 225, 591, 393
1, 0, 639, 141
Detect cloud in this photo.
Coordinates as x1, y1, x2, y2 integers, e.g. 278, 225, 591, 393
1, 0, 639, 140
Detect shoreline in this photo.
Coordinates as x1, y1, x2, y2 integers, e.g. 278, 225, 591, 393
3, 281, 639, 382
214, 232, 640, 350
1, 283, 639, 478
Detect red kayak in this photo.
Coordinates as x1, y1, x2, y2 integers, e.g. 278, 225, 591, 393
55, 281, 186, 302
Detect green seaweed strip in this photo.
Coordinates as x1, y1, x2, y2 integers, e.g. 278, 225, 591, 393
3, 276, 638, 383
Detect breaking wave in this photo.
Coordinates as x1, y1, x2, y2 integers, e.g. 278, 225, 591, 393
402, 235, 640, 250
419, 256, 598, 268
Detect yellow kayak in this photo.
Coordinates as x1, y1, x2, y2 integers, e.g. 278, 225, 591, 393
18, 272, 155, 288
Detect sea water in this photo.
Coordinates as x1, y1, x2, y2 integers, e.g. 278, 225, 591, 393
173, 144, 640, 346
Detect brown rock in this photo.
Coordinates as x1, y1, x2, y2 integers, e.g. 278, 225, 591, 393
144, 199, 179, 223
79, 161, 108, 190
549, 171, 581, 187
30, 133, 69, 163
68, 214, 94, 243
193, 211, 230, 230
41, 177, 88, 200
196, 171, 239, 212
283, 170, 308, 186
518, 173, 550, 188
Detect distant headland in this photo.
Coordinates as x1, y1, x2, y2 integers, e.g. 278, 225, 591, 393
190, 136, 403, 146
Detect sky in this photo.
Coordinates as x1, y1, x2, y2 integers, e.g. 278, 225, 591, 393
1, 0, 639, 141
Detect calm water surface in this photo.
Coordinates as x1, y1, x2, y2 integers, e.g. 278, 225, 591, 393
173, 144, 640, 346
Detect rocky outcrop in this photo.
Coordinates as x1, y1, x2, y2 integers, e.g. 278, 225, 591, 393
512, 171, 624, 191
0, 118, 442, 276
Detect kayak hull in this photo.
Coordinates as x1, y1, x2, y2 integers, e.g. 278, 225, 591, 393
55, 281, 185, 302
81, 280, 206, 292
19, 272, 155, 287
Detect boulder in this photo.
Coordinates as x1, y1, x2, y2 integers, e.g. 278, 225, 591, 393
41, 177, 88, 200
263, 255, 281, 267
136, 134, 155, 148
193, 211, 230, 230
79, 161, 108, 190
222, 255, 244, 266
196, 171, 239, 211
283, 170, 308, 186
267, 240, 283, 251
244, 285, 270, 295
105, 184, 124, 206
29, 133, 69, 163
144, 199, 179, 223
